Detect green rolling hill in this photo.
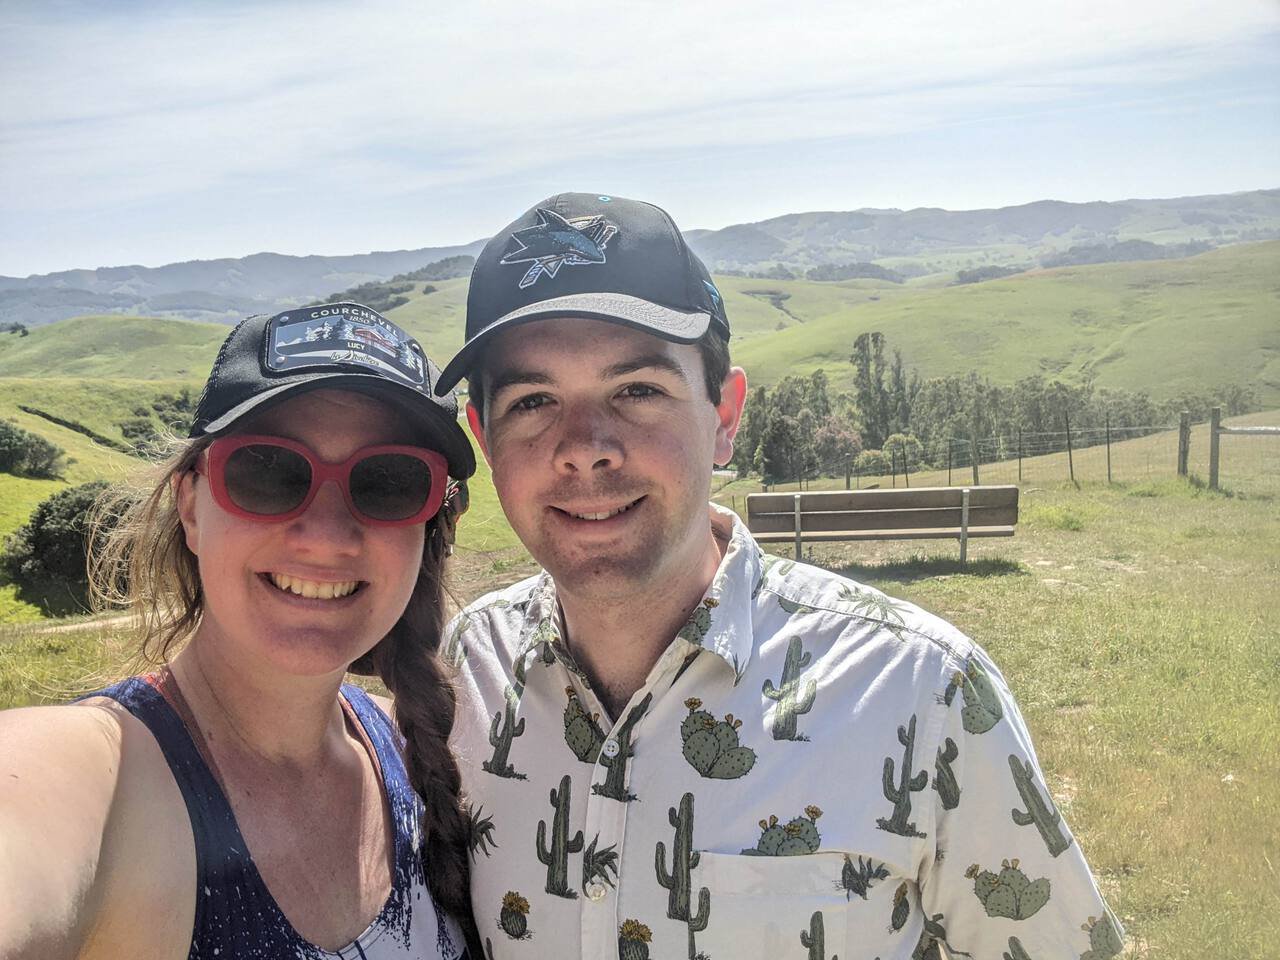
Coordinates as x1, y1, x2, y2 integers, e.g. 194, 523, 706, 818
2, 241, 1276, 406
0, 315, 225, 380
726, 240, 1280, 404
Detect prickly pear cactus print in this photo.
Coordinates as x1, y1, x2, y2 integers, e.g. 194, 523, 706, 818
563, 687, 606, 763
618, 919, 653, 960
1079, 911, 1124, 960
965, 859, 1051, 920
676, 597, 719, 645
741, 805, 823, 855
498, 891, 531, 940
837, 854, 888, 900
762, 636, 817, 741
890, 881, 911, 932
1004, 937, 1035, 960
680, 697, 757, 779
942, 659, 1004, 734
876, 714, 929, 838
934, 736, 961, 810
1008, 754, 1072, 857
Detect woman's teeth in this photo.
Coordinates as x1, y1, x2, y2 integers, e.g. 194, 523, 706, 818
268, 573, 360, 600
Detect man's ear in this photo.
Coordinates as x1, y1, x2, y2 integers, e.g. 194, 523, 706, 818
465, 401, 493, 468
713, 366, 748, 468
174, 470, 201, 555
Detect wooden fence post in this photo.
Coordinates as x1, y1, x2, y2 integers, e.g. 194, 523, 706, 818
1065, 411, 1076, 485
970, 436, 980, 486
1105, 411, 1112, 484
1017, 428, 1023, 484
903, 448, 910, 487
845, 457, 851, 490
793, 494, 803, 562
1209, 406, 1221, 490
890, 449, 897, 488
1177, 410, 1190, 477
947, 442, 953, 486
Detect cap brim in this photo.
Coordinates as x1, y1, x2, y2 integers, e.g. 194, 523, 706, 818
197, 373, 476, 479
434, 293, 714, 396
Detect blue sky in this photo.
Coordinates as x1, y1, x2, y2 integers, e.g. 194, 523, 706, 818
2, 0, 1277, 276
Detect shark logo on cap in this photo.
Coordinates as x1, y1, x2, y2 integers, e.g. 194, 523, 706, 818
499, 208, 618, 289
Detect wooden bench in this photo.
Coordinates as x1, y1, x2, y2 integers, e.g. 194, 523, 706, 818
745, 485, 1019, 562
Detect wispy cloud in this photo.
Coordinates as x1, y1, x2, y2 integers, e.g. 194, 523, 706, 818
1, 0, 1277, 272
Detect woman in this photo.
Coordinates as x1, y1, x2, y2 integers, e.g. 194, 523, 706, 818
0, 303, 480, 960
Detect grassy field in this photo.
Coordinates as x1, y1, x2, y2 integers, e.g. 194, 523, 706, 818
729, 240, 1280, 404
3, 241, 1277, 409
1, 476, 1275, 955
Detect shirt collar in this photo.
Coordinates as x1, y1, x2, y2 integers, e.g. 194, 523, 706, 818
516, 503, 762, 684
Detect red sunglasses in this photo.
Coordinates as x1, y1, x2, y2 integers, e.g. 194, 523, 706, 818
196, 434, 449, 527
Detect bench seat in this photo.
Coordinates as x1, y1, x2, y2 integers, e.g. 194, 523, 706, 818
745, 485, 1019, 561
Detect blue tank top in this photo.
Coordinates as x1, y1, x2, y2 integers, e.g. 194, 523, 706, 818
91, 675, 467, 960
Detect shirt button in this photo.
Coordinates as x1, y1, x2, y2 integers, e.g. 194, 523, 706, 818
586, 880, 608, 901
602, 738, 621, 758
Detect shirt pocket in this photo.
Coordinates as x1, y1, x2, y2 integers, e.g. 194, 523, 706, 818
688, 851, 855, 958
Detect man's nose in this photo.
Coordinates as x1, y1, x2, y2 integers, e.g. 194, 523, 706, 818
554, 405, 623, 475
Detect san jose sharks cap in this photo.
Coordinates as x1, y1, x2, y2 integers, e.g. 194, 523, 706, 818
434, 192, 730, 395
191, 301, 475, 479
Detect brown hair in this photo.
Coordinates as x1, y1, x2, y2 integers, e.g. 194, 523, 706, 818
88, 436, 480, 955
468, 324, 731, 420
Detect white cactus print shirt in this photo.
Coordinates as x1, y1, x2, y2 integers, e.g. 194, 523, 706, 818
448, 506, 1122, 960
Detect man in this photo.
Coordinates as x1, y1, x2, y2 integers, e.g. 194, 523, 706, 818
436, 194, 1122, 959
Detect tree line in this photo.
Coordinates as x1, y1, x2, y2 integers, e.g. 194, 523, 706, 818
732, 331, 1258, 484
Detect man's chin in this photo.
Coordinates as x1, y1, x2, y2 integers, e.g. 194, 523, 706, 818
538, 552, 663, 597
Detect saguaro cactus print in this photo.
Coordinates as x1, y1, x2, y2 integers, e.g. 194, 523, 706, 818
1008, 754, 1072, 857
876, 714, 929, 838
762, 636, 817, 740
535, 775, 584, 898
482, 684, 526, 779
655, 792, 710, 960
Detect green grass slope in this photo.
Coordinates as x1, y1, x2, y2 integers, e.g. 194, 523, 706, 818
0, 315, 225, 379
730, 241, 1280, 404
6, 240, 1276, 409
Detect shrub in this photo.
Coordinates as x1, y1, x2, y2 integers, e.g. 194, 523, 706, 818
0, 419, 65, 478
855, 449, 888, 477
0, 481, 112, 615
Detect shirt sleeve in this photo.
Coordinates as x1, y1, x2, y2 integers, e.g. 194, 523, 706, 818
916, 641, 1125, 959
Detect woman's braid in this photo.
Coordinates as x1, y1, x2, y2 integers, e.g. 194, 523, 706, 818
372, 516, 481, 958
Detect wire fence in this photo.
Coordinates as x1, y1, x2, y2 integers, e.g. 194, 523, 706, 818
746, 416, 1279, 497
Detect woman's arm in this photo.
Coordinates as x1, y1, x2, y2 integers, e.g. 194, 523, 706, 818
0, 704, 124, 960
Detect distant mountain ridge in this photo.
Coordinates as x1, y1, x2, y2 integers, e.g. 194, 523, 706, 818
3, 189, 1277, 327
685, 190, 1280, 273
0, 241, 485, 327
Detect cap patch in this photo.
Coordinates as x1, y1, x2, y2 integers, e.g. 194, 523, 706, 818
499, 207, 618, 289
265, 304, 426, 388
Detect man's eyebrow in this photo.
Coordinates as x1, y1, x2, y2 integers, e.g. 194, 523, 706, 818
603, 354, 690, 383
487, 369, 554, 397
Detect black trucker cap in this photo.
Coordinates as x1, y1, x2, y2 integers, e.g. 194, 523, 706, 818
434, 192, 730, 395
191, 301, 475, 480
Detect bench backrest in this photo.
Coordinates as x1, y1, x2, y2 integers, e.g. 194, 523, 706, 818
745, 485, 1019, 534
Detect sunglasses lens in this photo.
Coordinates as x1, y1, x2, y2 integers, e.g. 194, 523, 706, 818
350, 453, 433, 521
224, 444, 312, 516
